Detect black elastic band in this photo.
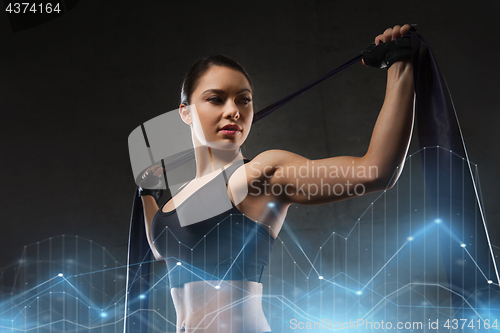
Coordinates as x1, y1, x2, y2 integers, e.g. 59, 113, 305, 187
253, 55, 362, 123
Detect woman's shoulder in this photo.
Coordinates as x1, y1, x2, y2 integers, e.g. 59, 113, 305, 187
244, 149, 304, 179
249, 149, 303, 168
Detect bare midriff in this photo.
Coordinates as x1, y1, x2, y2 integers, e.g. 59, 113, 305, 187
170, 280, 271, 333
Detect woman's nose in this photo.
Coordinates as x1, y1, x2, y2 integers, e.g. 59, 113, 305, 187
223, 101, 240, 119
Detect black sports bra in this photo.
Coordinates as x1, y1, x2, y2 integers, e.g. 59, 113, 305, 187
151, 159, 275, 289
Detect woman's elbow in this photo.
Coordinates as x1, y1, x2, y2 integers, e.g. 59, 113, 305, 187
359, 157, 404, 192
363, 170, 400, 193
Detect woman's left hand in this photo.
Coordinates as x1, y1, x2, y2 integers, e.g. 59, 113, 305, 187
362, 24, 413, 68
374, 24, 412, 45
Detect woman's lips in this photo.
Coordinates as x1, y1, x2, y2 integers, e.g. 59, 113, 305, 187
219, 129, 241, 135
219, 124, 241, 135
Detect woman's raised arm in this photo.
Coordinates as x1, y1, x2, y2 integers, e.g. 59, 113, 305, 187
249, 24, 415, 206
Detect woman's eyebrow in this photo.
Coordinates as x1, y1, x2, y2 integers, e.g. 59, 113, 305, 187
201, 88, 252, 95
237, 88, 252, 94
201, 89, 225, 95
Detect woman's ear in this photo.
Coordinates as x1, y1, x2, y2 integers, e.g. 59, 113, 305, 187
179, 104, 192, 125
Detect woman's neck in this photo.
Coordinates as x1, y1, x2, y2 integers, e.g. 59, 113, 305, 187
193, 146, 243, 178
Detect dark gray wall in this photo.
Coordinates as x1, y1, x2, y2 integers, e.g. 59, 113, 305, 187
1, 0, 499, 271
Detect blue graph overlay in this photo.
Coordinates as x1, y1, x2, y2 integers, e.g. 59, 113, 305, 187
1, 147, 499, 332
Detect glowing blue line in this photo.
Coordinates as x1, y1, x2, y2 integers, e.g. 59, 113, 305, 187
462, 247, 490, 282
361, 241, 409, 291
279, 241, 308, 277
0, 275, 67, 316
218, 230, 255, 284
280, 223, 320, 276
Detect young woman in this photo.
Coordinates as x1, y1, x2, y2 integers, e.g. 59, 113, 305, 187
140, 24, 415, 333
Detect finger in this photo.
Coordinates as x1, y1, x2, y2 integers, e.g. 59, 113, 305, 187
153, 169, 164, 177
383, 28, 393, 43
143, 166, 156, 178
375, 33, 384, 45
400, 24, 411, 36
147, 165, 162, 175
392, 25, 401, 40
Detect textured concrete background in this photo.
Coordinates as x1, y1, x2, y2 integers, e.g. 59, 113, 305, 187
1, 0, 499, 275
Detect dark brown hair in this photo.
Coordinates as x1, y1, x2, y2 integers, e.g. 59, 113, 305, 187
180, 55, 254, 106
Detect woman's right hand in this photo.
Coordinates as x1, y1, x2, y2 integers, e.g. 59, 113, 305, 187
139, 165, 166, 190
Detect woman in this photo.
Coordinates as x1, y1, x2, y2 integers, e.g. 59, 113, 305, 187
140, 24, 415, 333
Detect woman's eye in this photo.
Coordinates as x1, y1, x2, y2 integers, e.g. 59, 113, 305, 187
240, 98, 252, 105
207, 96, 223, 103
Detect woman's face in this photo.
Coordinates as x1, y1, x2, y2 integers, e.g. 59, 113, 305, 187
182, 65, 253, 150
